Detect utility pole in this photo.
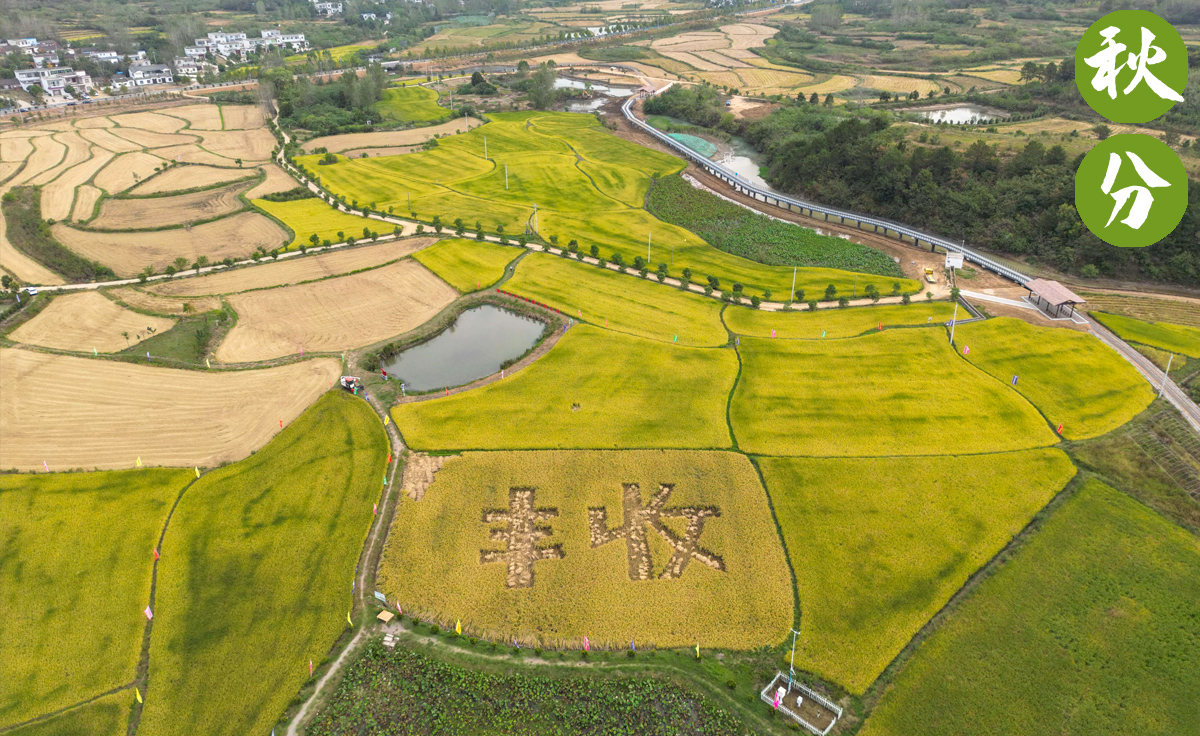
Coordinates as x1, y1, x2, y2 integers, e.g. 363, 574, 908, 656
791, 266, 796, 301
949, 302, 959, 345
533, 203, 538, 232
788, 629, 799, 690
647, 232, 651, 261
505, 164, 508, 190
484, 136, 487, 160
1160, 354, 1174, 397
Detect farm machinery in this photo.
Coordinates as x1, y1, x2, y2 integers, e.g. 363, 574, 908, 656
339, 376, 363, 393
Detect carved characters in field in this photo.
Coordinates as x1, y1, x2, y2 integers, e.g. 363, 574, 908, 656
481, 483, 724, 587
589, 483, 725, 580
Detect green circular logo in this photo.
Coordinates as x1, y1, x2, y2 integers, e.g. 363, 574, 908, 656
1075, 10, 1188, 124
1075, 134, 1187, 248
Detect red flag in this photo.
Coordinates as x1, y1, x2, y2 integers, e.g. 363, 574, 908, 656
279, 418, 283, 429
1057, 423, 1063, 434
153, 548, 159, 560
445, 388, 449, 397
878, 322, 883, 331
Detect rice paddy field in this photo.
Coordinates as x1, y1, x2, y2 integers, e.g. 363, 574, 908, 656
138, 392, 388, 736
859, 480, 1200, 736
298, 111, 906, 296
374, 86, 447, 124
730, 328, 1057, 457
1091, 312, 1200, 359
1080, 293, 1200, 329
723, 301, 960, 338
253, 197, 395, 249
757, 450, 1076, 693
377, 450, 792, 649
0, 469, 193, 727
504, 253, 727, 346
8, 693, 128, 736
393, 325, 737, 451
956, 318, 1155, 440
411, 237, 522, 292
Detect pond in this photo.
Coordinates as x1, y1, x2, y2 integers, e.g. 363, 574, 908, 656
912, 105, 1004, 124
380, 305, 545, 391
555, 77, 634, 97
713, 136, 780, 194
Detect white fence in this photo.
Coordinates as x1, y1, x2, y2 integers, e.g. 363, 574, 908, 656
759, 671, 843, 736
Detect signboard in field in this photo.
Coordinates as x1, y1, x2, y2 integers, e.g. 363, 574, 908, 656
945, 253, 964, 269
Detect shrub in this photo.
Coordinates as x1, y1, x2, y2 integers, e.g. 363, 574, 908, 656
824, 284, 838, 301
795, 289, 805, 302
838, 296, 850, 308
751, 295, 762, 309
589, 244, 600, 257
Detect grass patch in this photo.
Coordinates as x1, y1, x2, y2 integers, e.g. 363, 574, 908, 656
956, 318, 1155, 440
1, 187, 115, 283
724, 300, 960, 338
412, 237, 521, 292
506, 252, 728, 347
647, 174, 906, 278
119, 310, 227, 364
731, 328, 1058, 457
0, 469, 192, 726
253, 197, 392, 249
1091, 311, 1200, 359
137, 392, 388, 736
308, 641, 748, 735
859, 479, 1200, 736
7, 692, 128, 736
377, 450, 792, 649
374, 85, 448, 123
392, 325, 737, 451
757, 450, 1076, 693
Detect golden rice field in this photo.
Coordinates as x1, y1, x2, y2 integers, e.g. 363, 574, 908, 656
1083, 294, 1200, 329
377, 450, 792, 649
759, 449, 1076, 693
411, 237, 522, 292
723, 301, 960, 339
253, 197, 394, 249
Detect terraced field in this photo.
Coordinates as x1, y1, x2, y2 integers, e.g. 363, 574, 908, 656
411, 237, 522, 292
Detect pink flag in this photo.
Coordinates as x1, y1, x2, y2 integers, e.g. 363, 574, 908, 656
773, 692, 780, 710
309, 659, 313, 676
373, 503, 378, 515
144, 606, 153, 620
770, 329, 776, 338
963, 346, 970, 355
584, 636, 590, 652
43, 460, 48, 472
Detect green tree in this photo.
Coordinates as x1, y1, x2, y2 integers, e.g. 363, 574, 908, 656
824, 284, 837, 300
528, 63, 556, 110
864, 283, 880, 303
794, 288, 805, 302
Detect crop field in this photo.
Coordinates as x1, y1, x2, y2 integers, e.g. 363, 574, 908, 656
648, 174, 909, 280
732, 328, 1057, 456
859, 480, 1200, 736
108, 288, 222, 315
309, 644, 747, 736
139, 392, 387, 736
71, 184, 102, 221
131, 165, 255, 195
0, 349, 340, 471
245, 164, 298, 198
9, 693, 128, 736
300, 111, 888, 295
393, 325, 737, 451
216, 260, 457, 362
253, 197, 392, 249
41, 150, 114, 221
160, 105, 224, 131
757, 450, 1075, 692
0, 469, 192, 726
858, 75, 943, 95
93, 151, 166, 193
505, 253, 727, 346
1091, 312, 1200, 359
7, 291, 176, 352
301, 117, 481, 154
110, 112, 186, 133
377, 450, 792, 649
197, 129, 277, 162
956, 318, 1154, 440
152, 237, 435, 296
53, 212, 287, 277
411, 237, 521, 292
79, 127, 144, 153
1080, 293, 1200, 329
91, 181, 251, 230
215, 105, 266, 130
724, 301, 961, 338
375, 86, 447, 123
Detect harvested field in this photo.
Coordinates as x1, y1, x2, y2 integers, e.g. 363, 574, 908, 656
151, 237, 435, 296
78, 127, 143, 153
244, 164, 297, 198
73, 116, 114, 129
108, 127, 197, 150
659, 50, 724, 71
109, 287, 222, 315
378, 450, 792, 650
0, 162, 21, 184
698, 71, 746, 88
198, 129, 276, 161
653, 32, 728, 51
218, 104, 266, 129
93, 151, 166, 193
723, 23, 777, 48
1, 136, 34, 162
734, 67, 815, 91
131, 164, 252, 195
109, 111, 187, 133
30, 131, 91, 185
0, 197, 67, 285
161, 104, 223, 130
216, 259, 457, 362
694, 50, 749, 68
53, 211, 286, 276
968, 69, 1023, 84
41, 151, 115, 221
154, 144, 238, 166
72, 184, 102, 222
7, 135, 65, 187
860, 75, 943, 94
8, 290, 175, 352
303, 117, 481, 153
798, 75, 858, 94
90, 181, 251, 230
0, 348, 341, 471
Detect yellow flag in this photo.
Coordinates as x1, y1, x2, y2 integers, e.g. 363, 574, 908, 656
384, 415, 390, 426
695, 643, 700, 659
195, 467, 200, 478
456, 619, 462, 635
206, 358, 211, 369
136, 456, 142, 467
135, 687, 143, 704
347, 610, 353, 626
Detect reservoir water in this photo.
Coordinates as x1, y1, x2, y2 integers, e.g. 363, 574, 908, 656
913, 105, 1003, 124
381, 305, 545, 391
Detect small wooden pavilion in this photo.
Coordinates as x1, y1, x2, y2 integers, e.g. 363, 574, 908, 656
1023, 279, 1085, 319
